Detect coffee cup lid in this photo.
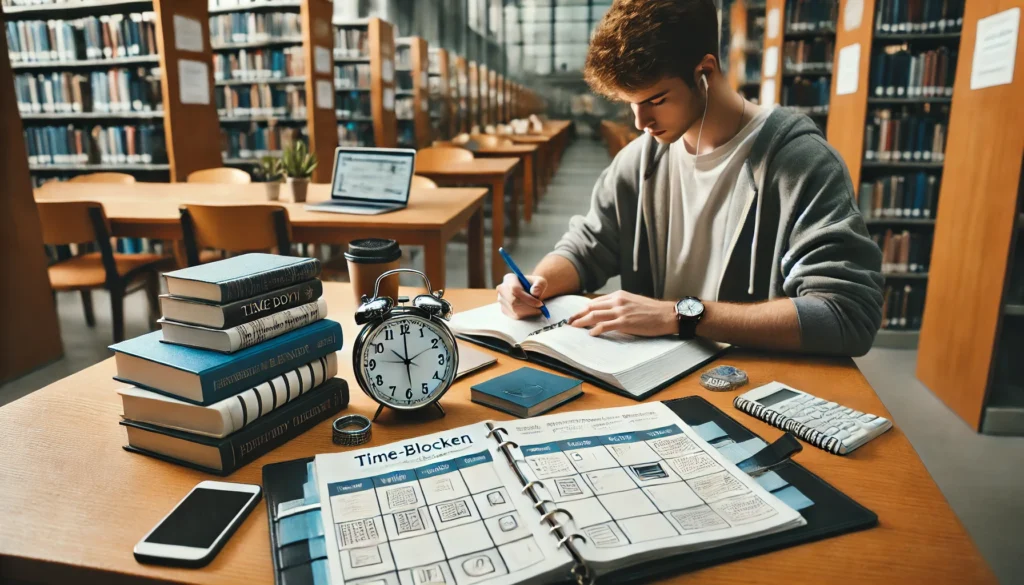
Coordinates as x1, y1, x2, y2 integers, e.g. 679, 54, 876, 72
344, 238, 402, 264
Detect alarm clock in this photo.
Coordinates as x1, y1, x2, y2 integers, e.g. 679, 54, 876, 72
352, 268, 459, 421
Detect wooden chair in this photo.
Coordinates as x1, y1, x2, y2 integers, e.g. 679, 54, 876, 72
411, 175, 438, 189
185, 167, 252, 184
69, 172, 136, 184
414, 146, 473, 172
36, 201, 174, 342
475, 134, 513, 148
451, 133, 472, 145
179, 204, 291, 267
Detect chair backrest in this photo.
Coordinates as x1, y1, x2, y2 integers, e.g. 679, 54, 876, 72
186, 167, 252, 184
68, 172, 136, 184
414, 146, 473, 171
411, 175, 438, 189
179, 204, 291, 266
475, 134, 513, 148
36, 200, 111, 246
451, 133, 471, 145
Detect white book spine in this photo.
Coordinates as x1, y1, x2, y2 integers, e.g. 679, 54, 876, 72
228, 297, 328, 351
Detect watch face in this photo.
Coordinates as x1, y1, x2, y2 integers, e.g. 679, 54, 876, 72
358, 315, 457, 409
677, 297, 704, 318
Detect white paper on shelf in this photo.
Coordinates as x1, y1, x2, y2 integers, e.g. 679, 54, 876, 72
178, 59, 210, 105
767, 8, 780, 39
760, 79, 776, 106
315, 46, 331, 74
384, 88, 395, 111
844, 0, 864, 31
316, 80, 333, 110
421, 71, 428, 88
970, 7, 1020, 90
383, 60, 394, 83
836, 43, 861, 95
173, 15, 203, 53
764, 46, 779, 77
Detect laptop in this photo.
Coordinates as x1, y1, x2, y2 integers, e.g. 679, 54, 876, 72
305, 146, 416, 215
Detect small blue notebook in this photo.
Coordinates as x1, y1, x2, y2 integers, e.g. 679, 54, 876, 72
470, 367, 583, 418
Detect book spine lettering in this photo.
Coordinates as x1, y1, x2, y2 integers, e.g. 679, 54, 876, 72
229, 298, 327, 351
219, 258, 322, 303
221, 279, 324, 328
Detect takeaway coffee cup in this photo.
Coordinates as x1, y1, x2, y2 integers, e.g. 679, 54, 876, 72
345, 238, 402, 304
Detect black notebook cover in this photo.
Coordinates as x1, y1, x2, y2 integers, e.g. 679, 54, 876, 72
260, 396, 877, 585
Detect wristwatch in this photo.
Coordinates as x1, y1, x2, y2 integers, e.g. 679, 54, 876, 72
675, 296, 705, 339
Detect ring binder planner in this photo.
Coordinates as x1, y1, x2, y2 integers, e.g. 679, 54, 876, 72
539, 508, 574, 523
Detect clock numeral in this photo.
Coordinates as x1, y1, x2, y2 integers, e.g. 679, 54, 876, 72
433, 371, 442, 380
384, 329, 394, 341
400, 323, 411, 335
431, 339, 439, 349
421, 382, 429, 394
375, 374, 383, 386
375, 343, 384, 354
419, 327, 425, 338
390, 385, 397, 396
368, 359, 376, 370
437, 353, 445, 365
405, 388, 413, 399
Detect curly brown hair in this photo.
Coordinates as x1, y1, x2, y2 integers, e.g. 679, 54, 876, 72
584, 0, 720, 97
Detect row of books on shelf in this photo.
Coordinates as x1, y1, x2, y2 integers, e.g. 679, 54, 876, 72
15, 67, 160, 115
871, 47, 956, 98
221, 125, 299, 160
781, 77, 830, 108
336, 91, 370, 119
216, 84, 305, 118
782, 38, 834, 72
395, 44, 411, 69
213, 47, 304, 81
397, 123, 415, 147
334, 27, 368, 59
6, 14, 157, 63
207, 0, 297, 10
209, 12, 301, 46
784, 0, 837, 31
872, 229, 932, 274
395, 95, 415, 119
864, 110, 947, 162
859, 172, 939, 219
110, 255, 347, 475
335, 63, 369, 90
24, 123, 166, 165
881, 283, 925, 331
337, 122, 372, 147
427, 50, 440, 74
874, 0, 963, 33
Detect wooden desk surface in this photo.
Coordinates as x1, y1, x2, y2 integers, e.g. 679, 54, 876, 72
472, 144, 538, 156
34, 182, 487, 232
0, 285, 993, 585
414, 157, 519, 177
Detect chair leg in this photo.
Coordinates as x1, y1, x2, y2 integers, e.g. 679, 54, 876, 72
80, 290, 96, 327
144, 272, 161, 326
110, 287, 126, 343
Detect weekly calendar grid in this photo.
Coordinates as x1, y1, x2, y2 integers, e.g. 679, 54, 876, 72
322, 449, 552, 585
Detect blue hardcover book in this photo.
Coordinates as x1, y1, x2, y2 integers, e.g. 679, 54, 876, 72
110, 319, 342, 405
471, 367, 583, 418
163, 253, 322, 303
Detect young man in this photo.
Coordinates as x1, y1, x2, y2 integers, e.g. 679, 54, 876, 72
496, 0, 883, 357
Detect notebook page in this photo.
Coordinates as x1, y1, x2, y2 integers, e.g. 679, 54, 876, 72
314, 422, 573, 585
497, 403, 806, 572
450, 296, 589, 346
523, 325, 683, 377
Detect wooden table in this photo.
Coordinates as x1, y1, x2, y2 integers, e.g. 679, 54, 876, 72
0, 285, 995, 585
33, 182, 488, 290
507, 134, 554, 196
412, 157, 520, 287
472, 143, 539, 222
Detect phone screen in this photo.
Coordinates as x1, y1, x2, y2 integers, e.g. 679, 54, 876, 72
145, 488, 255, 548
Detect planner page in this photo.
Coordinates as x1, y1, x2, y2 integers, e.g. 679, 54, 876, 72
497, 403, 806, 572
314, 422, 573, 585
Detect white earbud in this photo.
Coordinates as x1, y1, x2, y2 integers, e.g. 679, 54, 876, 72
694, 72, 710, 156
700, 73, 709, 93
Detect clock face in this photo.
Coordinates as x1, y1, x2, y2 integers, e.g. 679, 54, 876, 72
358, 315, 457, 409
677, 298, 704, 317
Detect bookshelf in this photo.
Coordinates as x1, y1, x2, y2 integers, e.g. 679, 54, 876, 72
427, 47, 450, 141
0, 22, 63, 381
467, 60, 479, 130
453, 55, 468, 134
478, 64, 489, 128
300, 0, 335, 183
395, 36, 430, 149
334, 17, 395, 148
917, 2, 1022, 434
728, 0, 766, 102
827, 0, 965, 348
502, 77, 510, 123
488, 69, 497, 126
762, 0, 837, 128
4, 0, 223, 183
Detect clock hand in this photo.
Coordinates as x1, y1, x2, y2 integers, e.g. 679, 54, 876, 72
391, 349, 406, 362
402, 327, 413, 387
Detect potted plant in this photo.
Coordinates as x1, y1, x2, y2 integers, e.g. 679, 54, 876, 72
252, 156, 284, 201
281, 141, 317, 203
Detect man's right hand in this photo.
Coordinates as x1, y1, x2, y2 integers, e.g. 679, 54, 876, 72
497, 273, 548, 319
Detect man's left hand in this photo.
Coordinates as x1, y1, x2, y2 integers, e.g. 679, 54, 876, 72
567, 291, 677, 337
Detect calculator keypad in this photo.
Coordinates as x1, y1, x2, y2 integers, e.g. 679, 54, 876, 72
774, 394, 891, 454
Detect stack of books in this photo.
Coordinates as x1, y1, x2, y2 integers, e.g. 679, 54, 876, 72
109, 254, 347, 475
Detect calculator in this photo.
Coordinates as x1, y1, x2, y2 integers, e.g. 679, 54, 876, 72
734, 382, 893, 455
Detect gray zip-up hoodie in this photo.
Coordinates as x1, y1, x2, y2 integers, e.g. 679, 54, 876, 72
552, 108, 884, 357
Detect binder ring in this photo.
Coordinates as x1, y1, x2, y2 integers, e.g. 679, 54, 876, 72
547, 522, 565, 534
521, 480, 545, 494
533, 499, 555, 510
486, 427, 508, 439
558, 533, 588, 548
496, 440, 519, 450
571, 561, 595, 585
540, 508, 573, 523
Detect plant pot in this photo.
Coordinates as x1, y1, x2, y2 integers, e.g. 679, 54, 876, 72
285, 177, 309, 203
264, 181, 282, 201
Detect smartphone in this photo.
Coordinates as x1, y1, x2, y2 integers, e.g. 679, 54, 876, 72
134, 480, 262, 568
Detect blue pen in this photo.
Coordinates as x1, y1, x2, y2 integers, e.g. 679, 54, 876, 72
498, 247, 550, 319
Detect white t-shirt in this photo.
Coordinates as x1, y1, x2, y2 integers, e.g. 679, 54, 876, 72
662, 106, 771, 301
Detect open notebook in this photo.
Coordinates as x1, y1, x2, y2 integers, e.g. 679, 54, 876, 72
450, 296, 727, 399
311, 402, 806, 585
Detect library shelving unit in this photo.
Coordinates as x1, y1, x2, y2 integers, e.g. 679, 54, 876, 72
477, 64, 489, 128
454, 55, 469, 134
762, 0, 837, 128
488, 69, 498, 125
427, 47, 450, 141
827, 0, 965, 349
334, 17, 396, 148
917, 2, 1022, 434
395, 36, 430, 149
4, 0, 222, 183
299, 0, 336, 183
467, 60, 479, 130
728, 0, 766, 102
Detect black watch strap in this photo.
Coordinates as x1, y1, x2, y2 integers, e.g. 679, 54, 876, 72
677, 314, 700, 339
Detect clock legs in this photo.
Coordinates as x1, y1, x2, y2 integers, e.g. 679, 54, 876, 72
370, 402, 446, 423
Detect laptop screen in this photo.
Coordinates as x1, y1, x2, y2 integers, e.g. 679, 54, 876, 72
331, 147, 416, 204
